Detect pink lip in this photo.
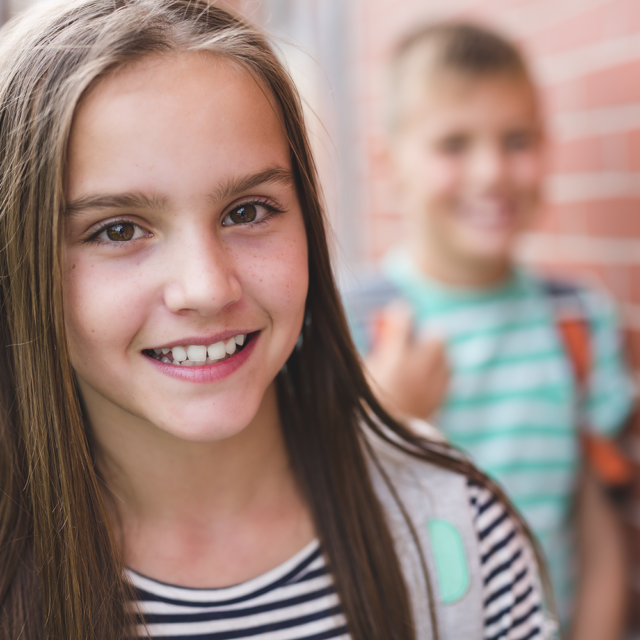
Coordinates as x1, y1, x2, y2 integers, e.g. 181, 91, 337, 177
150, 330, 257, 350
145, 332, 259, 383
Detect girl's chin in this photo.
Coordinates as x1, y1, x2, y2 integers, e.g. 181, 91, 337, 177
155, 417, 256, 444
149, 395, 267, 443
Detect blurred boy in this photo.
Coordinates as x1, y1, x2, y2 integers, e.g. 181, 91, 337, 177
344, 23, 635, 638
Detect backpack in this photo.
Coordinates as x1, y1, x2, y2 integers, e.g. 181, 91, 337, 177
343, 270, 633, 490
542, 279, 633, 491
369, 436, 485, 639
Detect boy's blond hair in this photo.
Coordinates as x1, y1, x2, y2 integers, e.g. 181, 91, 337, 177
387, 21, 534, 131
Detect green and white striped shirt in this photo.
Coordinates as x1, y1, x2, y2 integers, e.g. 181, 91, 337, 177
344, 247, 635, 624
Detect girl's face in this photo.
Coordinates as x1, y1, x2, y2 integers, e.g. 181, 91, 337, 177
63, 53, 308, 442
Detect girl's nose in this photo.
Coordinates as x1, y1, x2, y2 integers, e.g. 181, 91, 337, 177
163, 232, 242, 317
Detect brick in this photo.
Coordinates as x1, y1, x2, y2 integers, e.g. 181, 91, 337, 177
549, 132, 630, 172
529, 205, 563, 235
468, 0, 622, 42
542, 200, 640, 238
520, 4, 608, 56
546, 60, 640, 114
547, 171, 640, 204
548, 137, 607, 173
627, 0, 640, 33
552, 104, 640, 142
626, 129, 640, 170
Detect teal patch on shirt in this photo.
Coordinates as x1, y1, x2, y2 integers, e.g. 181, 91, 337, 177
427, 519, 470, 604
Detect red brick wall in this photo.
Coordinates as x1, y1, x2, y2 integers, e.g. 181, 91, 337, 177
345, 0, 640, 623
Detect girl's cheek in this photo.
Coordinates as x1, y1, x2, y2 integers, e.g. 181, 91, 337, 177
250, 237, 308, 308
63, 255, 150, 357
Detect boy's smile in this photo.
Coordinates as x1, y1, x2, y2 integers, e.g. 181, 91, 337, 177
62, 52, 309, 443
391, 74, 545, 286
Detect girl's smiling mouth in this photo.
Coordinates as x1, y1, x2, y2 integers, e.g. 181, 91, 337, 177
142, 331, 260, 382
144, 332, 252, 366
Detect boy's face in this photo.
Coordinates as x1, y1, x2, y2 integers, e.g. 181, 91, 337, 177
391, 74, 545, 283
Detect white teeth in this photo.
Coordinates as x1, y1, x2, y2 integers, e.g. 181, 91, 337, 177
160, 335, 246, 366
187, 344, 207, 362
208, 341, 226, 360
172, 346, 187, 362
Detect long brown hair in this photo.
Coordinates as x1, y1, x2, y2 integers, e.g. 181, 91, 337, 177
0, 2, 547, 639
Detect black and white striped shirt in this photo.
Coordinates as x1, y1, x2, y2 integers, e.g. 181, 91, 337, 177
130, 481, 546, 639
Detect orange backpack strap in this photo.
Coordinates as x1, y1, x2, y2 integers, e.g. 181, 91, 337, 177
581, 431, 633, 486
543, 279, 633, 487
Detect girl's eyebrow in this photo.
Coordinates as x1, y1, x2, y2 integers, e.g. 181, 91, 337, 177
65, 192, 168, 217
211, 166, 294, 205
64, 166, 294, 217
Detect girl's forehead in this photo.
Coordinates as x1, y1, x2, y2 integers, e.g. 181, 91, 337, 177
93, 51, 193, 95
67, 51, 291, 202
78, 51, 276, 125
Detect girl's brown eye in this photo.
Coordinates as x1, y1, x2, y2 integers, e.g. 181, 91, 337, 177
229, 204, 257, 225
106, 223, 135, 242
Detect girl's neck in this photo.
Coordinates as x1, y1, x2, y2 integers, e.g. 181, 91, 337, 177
87, 382, 315, 587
